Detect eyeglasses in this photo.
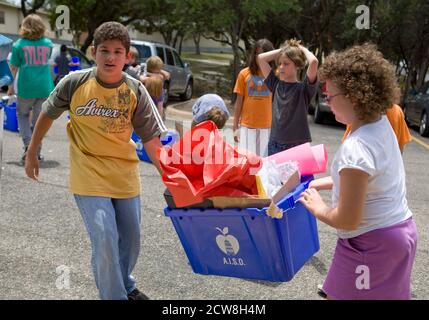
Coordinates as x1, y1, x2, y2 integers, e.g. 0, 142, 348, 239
324, 93, 344, 103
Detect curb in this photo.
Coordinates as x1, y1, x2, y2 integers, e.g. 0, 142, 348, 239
166, 99, 235, 127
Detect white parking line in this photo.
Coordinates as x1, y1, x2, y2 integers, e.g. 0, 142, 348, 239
411, 135, 429, 150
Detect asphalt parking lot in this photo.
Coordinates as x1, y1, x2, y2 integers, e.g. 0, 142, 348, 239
0, 104, 428, 300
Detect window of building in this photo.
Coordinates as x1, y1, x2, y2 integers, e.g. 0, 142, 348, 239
0, 11, 5, 24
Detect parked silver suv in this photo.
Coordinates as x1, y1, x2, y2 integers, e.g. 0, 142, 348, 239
131, 40, 193, 101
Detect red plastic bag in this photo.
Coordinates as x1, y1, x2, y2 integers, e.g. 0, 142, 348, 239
158, 121, 262, 207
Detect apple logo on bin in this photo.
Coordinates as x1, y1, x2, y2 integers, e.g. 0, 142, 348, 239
215, 227, 240, 256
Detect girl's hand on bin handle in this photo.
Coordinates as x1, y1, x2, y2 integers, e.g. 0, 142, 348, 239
299, 188, 329, 219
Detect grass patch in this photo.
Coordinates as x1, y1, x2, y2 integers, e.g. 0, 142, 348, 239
187, 60, 231, 79
180, 51, 235, 99
182, 55, 232, 82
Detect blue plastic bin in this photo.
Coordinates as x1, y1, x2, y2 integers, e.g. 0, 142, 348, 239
2, 101, 19, 132
132, 130, 177, 163
164, 176, 320, 282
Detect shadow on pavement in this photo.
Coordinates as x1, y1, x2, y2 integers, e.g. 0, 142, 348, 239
241, 279, 283, 288
6, 160, 61, 169
308, 256, 328, 275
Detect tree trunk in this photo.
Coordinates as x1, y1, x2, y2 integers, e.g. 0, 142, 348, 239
161, 28, 173, 47
416, 61, 429, 91
230, 32, 240, 103
20, 0, 27, 17
81, 20, 99, 53
72, 31, 82, 48
193, 33, 201, 55
172, 30, 179, 48
229, 15, 248, 103
178, 35, 184, 55
21, 0, 46, 17
80, 33, 94, 54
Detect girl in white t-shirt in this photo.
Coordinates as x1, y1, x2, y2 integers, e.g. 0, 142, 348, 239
299, 44, 417, 300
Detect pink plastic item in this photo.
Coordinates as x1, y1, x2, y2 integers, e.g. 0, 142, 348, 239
266, 142, 328, 176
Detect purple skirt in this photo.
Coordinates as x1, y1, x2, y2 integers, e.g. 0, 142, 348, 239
323, 217, 417, 300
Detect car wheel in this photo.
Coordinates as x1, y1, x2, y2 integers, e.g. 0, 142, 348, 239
419, 111, 429, 137
180, 80, 193, 101
314, 103, 325, 124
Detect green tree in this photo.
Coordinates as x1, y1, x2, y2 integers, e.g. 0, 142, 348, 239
133, 0, 192, 52
394, 0, 429, 93
186, 0, 212, 54
189, 0, 299, 96
49, 0, 145, 52
341, 0, 429, 94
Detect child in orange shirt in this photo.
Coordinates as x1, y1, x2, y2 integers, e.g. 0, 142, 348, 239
233, 39, 274, 157
343, 104, 411, 153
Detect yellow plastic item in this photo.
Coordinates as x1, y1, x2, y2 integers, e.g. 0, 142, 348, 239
255, 175, 267, 198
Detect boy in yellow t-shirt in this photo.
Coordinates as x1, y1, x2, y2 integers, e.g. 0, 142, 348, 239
342, 104, 411, 153
24, 22, 165, 300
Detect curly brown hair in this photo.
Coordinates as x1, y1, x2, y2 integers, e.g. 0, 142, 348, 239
277, 38, 306, 69
93, 21, 130, 53
19, 14, 46, 40
319, 43, 400, 121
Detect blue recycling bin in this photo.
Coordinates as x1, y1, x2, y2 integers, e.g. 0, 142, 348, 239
2, 99, 19, 132
164, 176, 320, 282
132, 130, 178, 163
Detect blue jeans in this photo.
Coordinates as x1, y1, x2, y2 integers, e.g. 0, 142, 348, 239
74, 195, 141, 300
268, 139, 304, 156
